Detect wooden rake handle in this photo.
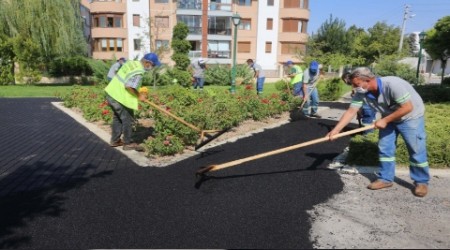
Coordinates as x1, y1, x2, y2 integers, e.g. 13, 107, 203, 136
198, 125, 375, 174
143, 99, 201, 132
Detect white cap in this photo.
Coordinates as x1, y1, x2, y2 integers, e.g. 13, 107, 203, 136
198, 58, 206, 64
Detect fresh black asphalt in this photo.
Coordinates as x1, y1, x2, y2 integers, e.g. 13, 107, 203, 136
0, 98, 356, 249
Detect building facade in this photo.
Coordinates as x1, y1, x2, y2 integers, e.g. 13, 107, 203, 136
81, 0, 310, 75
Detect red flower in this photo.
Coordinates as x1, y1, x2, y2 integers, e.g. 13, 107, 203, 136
245, 85, 253, 90
163, 140, 170, 146
102, 109, 110, 115
261, 99, 270, 104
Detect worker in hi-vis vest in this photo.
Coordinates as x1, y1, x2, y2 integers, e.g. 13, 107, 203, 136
104, 53, 161, 151
285, 60, 303, 97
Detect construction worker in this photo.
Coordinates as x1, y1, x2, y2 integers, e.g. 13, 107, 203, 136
285, 60, 303, 97
301, 60, 322, 118
327, 67, 430, 197
105, 53, 161, 151
246, 59, 265, 95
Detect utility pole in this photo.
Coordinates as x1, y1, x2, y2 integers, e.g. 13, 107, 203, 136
398, 5, 414, 53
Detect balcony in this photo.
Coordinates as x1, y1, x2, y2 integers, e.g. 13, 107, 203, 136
90, 0, 126, 14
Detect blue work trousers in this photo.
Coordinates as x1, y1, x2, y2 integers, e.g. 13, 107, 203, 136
378, 116, 430, 185
256, 77, 265, 95
301, 87, 319, 116
193, 77, 205, 89
360, 104, 377, 134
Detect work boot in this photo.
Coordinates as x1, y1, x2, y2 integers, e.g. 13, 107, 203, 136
414, 184, 428, 197
309, 113, 322, 118
110, 139, 123, 147
123, 143, 144, 152
367, 180, 393, 190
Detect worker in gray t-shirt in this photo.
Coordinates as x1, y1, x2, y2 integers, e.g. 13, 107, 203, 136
246, 59, 265, 95
189, 58, 207, 90
327, 67, 430, 198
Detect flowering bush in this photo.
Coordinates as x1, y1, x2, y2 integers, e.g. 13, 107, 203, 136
60, 83, 292, 157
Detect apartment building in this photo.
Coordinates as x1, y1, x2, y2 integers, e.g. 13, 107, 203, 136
81, 0, 310, 77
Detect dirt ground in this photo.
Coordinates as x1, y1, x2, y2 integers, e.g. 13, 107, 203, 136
308, 169, 450, 249
65, 104, 450, 249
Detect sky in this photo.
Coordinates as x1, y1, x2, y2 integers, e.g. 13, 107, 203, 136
308, 0, 450, 35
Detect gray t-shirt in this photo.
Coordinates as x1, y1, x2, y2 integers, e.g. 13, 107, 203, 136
191, 61, 206, 78
251, 63, 265, 78
107, 62, 122, 79
350, 76, 425, 122
302, 68, 319, 87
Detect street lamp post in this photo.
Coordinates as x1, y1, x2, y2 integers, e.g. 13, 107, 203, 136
416, 31, 426, 85
230, 13, 241, 94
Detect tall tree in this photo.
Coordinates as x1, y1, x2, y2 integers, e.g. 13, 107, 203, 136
315, 14, 350, 54
0, 0, 86, 61
358, 22, 403, 64
422, 16, 450, 82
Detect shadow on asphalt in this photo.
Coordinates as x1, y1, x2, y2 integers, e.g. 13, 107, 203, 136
0, 98, 360, 248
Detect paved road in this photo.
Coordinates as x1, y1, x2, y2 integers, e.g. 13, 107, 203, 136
0, 98, 354, 249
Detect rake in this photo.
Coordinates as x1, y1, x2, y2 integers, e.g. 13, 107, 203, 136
143, 99, 227, 150
196, 125, 375, 175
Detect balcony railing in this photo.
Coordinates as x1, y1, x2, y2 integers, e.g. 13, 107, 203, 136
208, 28, 231, 36
208, 50, 231, 59
209, 3, 232, 11
187, 26, 202, 35
188, 50, 231, 59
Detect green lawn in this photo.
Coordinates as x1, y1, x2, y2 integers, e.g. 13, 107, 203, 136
0, 85, 76, 98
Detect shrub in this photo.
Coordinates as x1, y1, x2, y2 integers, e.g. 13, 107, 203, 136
347, 103, 450, 168
415, 85, 450, 103
317, 77, 344, 101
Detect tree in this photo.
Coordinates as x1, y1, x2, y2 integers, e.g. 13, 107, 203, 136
315, 15, 350, 54
168, 23, 191, 87
357, 22, 404, 64
422, 16, 450, 83
0, 0, 87, 82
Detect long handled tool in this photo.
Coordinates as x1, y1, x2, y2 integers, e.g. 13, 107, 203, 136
142, 99, 226, 150
196, 125, 375, 175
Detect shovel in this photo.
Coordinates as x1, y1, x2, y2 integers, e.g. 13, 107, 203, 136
196, 125, 375, 175
142, 99, 226, 150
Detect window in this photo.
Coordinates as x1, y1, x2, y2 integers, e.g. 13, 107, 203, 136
237, 42, 251, 53
155, 16, 169, 28
280, 42, 304, 54
267, 0, 274, 6
237, 0, 251, 6
177, 15, 202, 34
282, 18, 307, 33
134, 39, 141, 50
94, 38, 123, 52
238, 19, 251, 30
156, 40, 169, 49
208, 40, 231, 58
208, 16, 231, 35
266, 18, 273, 30
155, 0, 168, 3
133, 14, 140, 27
93, 14, 123, 28
265, 42, 272, 53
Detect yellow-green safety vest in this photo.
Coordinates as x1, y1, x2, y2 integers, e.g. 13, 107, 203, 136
105, 61, 146, 110
290, 65, 303, 85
